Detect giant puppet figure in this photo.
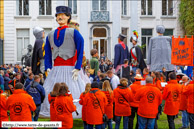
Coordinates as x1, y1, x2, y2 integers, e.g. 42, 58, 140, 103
68, 20, 91, 84
31, 26, 45, 75
129, 31, 147, 73
147, 25, 174, 73
114, 34, 130, 73
40, 6, 85, 118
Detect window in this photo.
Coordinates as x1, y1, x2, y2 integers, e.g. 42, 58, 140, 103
16, 0, 29, 15
39, 0, 52, 15
92, 0, 107, 11
141, 29, 152, 59
141, 0, 152, 15
16, 29, 29, 61
162, 0, 173, 15
121, 0, 127, 15
68, 0, 77, 14
122, 28, 128, 45
164, 29, 173, 36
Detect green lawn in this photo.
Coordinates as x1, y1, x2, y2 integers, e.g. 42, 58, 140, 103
38, 112, 183, 129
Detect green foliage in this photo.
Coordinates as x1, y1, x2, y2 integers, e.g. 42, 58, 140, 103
179, 0, 194, 35
138, 44, 146, 52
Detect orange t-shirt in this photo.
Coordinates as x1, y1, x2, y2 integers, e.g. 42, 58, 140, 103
135, 84, 162, 118
113, 86, 133, 116
183, 83, 194, 114
54, 95, 76, 129
6, 89, 36, 129
48, 93, 57, 121
84, 88, 108, 125
0, 94, 9, 127
79, 92, 88, 121
102, 91, 114, 119
179, 84, 188, 111
163, 80, 182, 115
130, 81, 143, 107
155, 80, 163, 91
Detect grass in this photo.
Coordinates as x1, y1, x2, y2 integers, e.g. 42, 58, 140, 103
38, 112, 183, 129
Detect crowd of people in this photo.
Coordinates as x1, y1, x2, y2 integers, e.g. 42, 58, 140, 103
1, 4, 194, 129
0, 61, 193, 129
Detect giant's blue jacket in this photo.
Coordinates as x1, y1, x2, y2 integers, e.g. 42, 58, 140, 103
114, 44, 130, 68
44, 28, 84, 70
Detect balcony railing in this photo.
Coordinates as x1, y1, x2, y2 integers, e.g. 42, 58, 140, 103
91, 11, 109, 22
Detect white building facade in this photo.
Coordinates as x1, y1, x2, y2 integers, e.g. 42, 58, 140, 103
3, 0, 184, 64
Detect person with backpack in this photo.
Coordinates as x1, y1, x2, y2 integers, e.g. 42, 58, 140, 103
26, 75, 45, 121
113, 78, 134, 129
84, 82, 108, 129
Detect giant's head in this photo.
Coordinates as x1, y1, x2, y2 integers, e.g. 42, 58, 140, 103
156, 25, 165, 35
55, 6, 72, 26
33, 26, 44, 39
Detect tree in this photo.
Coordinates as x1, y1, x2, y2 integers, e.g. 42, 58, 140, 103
179, 0, 194, 35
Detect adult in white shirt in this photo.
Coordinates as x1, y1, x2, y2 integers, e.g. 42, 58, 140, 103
107, 70, 120, 89
176, 66, 182, 74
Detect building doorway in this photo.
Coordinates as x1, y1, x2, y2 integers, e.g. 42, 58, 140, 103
92, 27, 108, 57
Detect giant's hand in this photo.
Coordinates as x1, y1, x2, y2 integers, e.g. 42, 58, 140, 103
72, 69, 79, 81
45, 68, 51, 77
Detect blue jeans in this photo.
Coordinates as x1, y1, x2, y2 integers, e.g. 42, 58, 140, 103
83, 121, 88, 129
102, 119, 112, 129
88, 124, 102, 129
32, 105, 41, 121
182, 110, 189, 128
115, 116, 129, 129
189, 113, 194, 129
138, 115, 155, 129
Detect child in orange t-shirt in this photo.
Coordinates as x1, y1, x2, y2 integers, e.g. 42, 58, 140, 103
48, 83, 61, 121
54, 83, 76, 129
102, 80, 114, 129
79, 83, 91, 129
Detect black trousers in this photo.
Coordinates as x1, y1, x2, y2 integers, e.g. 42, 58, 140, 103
167, 115, 175, 129
128, 107, 138, 129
